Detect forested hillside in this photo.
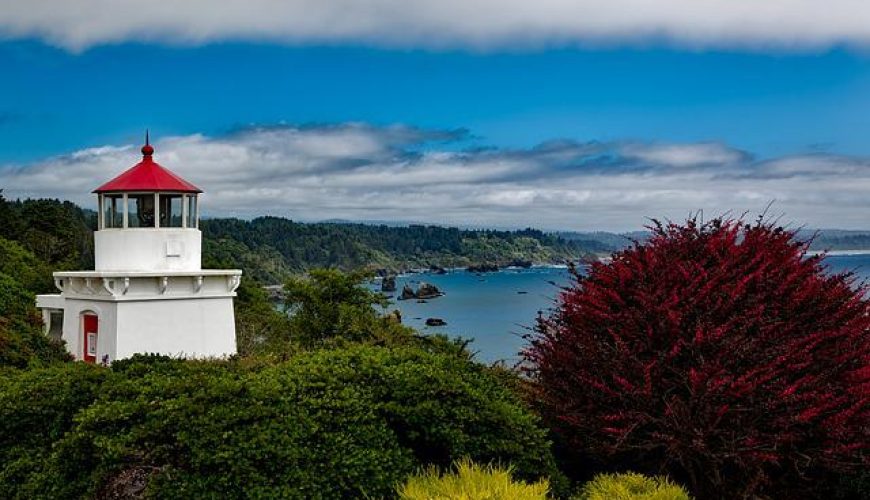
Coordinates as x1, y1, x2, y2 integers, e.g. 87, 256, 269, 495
0, 194, 95, 292
807, 229, 870, 251
0, 194, 595, 284
3, 194, 867, 287
560, 228, 870, 254
201, 217, 594, 282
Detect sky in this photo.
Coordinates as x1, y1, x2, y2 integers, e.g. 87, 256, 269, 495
1, 1, 870, 231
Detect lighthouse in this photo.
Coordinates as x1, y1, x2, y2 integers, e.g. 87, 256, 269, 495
35, 135, 241, 363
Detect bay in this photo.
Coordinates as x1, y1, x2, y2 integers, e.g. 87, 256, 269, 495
382, 254, 870, 364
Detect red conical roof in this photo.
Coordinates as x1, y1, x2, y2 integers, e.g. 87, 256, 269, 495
93, 137, 202, 194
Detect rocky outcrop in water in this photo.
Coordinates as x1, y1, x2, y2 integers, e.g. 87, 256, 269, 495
416, 282, 443, 299
381, 275, 397, 292
399, 284, 416, 300
398, 282, 444, 300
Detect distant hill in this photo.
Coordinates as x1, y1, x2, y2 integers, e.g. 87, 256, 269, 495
559, 228, 870, 254
558, 231, 648, 252
801, 229, 870, 251
201, 217, 597, 283
2, 194, 868, 286
0, 195, 598, 285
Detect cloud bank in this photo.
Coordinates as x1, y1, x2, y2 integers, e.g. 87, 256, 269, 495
1, 123, 868, 231
2, 0, 870, 51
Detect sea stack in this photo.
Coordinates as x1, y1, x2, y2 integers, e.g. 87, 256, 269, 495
381, 274, 397, 292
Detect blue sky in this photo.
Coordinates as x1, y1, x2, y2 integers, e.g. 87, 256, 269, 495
1, 1, 870, 230
3, 41, 870, 162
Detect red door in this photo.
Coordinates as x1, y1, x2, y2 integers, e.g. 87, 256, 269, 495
82, 314, 98, 363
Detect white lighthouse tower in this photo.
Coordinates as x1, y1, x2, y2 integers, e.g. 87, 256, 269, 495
36, 135, 241, 363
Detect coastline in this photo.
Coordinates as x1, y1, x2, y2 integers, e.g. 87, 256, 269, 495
388, 263, 574, 279
808, 249, 870, 256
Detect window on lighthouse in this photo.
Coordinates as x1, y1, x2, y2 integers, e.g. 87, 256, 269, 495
102, 194, 124, 228
160, 194, 184, 228
187, 195, 198, 229
127, 194, 155, 228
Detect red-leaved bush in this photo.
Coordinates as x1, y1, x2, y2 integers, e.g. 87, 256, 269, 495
525, 218, 869, 498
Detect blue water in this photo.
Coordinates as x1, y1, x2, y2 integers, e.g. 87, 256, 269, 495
382, 254, 870, 364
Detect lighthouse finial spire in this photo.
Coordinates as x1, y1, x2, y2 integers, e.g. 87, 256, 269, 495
142, 129, 154, 157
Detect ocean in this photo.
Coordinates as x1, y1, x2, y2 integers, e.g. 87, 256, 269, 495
381, 254, 870, 364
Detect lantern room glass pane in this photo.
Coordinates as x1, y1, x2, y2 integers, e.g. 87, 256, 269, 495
102, 194, 123, 229
159, 194, 184, 228
127, 194, 155, 228
187, 195, 198, 229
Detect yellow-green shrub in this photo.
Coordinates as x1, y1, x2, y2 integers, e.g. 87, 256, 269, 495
576, 472, 690, 500
398, 458, 549, 500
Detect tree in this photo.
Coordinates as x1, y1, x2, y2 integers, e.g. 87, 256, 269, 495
0, 272, 70, 369
0, 238, 53, 293
525, 217, 869, 498
233, 275, 294, 357
0, 191, 20, 238
283, 268, 392, 346
0, 195, 94, 270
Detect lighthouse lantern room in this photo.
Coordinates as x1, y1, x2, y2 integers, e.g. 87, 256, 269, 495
36, 135, 241, 363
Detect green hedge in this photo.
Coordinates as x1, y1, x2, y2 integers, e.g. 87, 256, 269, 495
1, 345, 560, 498
0, 363, 108, 499
279, 345, 562, 484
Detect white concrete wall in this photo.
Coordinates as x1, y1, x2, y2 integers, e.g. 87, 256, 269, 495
53, 295, 236, 362
36, 293, 64, 335
95, 229, 201, 272
36, 294, 65, 309
47, 271, 240, 362
115, 297, 236, 360
55, 272, 241, 301
60, 299, 118, 362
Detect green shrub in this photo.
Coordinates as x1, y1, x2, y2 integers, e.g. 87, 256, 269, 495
0, 272, 70, 368
575, 472, 691, 500
0, 237, 53, 293
108, 352, 190, 376
11, 345, 558, 498
398, 458, 549, 500
280, 345, 564, 487
43, 359, 412, 499
0, 272, 41, 324
0, 363, 108, 499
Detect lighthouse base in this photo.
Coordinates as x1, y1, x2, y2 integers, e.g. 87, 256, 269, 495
37, 269, 241, 363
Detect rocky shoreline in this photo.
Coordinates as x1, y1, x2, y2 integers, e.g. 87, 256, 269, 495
265, 262, 588, 301
372, 257, 586, 278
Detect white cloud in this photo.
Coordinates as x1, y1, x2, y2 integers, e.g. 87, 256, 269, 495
620, 143, 748, 168
2, 0, 870, 51
1, 123, 869, 231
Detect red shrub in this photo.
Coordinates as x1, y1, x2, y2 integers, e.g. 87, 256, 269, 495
525, 218, 869, 498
